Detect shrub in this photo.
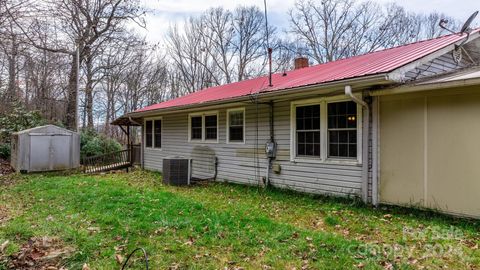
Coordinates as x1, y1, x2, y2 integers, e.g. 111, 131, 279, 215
0, 102, 46, 160
0, 143, 10, 160
80, 129, 122, 160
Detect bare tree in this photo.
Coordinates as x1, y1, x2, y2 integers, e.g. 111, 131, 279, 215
7, 0, 145, 130
288, 0, 460, 64
167, 20, 218, 94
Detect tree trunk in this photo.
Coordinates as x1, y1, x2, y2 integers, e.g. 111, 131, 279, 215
85, 50, 94, 129
65, 53, 79, 131
7, 35, 18, 103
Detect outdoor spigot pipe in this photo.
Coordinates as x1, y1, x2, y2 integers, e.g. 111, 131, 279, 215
345, 85, 370, 203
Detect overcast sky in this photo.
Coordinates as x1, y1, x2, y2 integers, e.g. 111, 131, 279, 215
137, 0, 478, 42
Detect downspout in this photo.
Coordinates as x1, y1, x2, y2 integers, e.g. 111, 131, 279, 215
371, 98, 379, 206
345, 85, 370, 203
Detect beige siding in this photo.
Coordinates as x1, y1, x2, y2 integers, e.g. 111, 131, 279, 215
380, 95, 425, 206
379, 86, 480, 218
144, 100, 363, 197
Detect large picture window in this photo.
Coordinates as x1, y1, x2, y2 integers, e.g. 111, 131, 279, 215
145, 118, 162, 149
296, 105, 320, 157
291, 98, 361, 163
327, 101, 357, 158
227, 108, 245, 143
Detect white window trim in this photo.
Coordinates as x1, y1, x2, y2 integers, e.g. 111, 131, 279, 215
226, 107, 246, 144
144, 116, 163, 150
290, 96, 362, 165
188, 111, 219, 143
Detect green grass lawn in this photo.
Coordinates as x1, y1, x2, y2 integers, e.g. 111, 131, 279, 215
0, 170, 479, 269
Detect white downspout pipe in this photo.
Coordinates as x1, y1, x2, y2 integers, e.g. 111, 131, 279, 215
371, 98, 379, 206
345, 85, 370, 203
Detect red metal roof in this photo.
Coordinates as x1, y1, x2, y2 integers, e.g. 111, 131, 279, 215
135, 31, 477, 113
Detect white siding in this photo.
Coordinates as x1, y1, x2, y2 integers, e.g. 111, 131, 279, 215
143, 100, 363, 197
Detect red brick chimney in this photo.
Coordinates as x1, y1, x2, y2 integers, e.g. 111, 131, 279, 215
294, 57, 309, 70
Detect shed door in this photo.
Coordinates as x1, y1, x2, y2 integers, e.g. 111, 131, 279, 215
379, 88, 480, 218
29, 135, 72, 171
50, 135, 72, 170
29, 135, 51, 171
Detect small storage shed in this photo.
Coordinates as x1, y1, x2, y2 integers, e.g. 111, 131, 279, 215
11, 125, 80, 173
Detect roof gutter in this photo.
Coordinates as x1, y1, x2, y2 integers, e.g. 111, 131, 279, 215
122, 74, 389, 119
345, 85, 370, 203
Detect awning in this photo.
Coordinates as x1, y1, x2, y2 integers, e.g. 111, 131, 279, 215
110, 117, 142, 126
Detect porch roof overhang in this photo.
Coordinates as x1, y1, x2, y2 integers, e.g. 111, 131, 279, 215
110, 116, 142, 127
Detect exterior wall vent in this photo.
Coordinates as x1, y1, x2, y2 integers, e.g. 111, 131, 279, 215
162, 157, 191, 186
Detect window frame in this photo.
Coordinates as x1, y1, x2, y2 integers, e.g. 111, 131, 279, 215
188, 111, 219, 143
290, 96, 362, 164
226, 107, 246, 144
295, 104, 321, 159
144, 116, 163, 150
326, 100, 359, 160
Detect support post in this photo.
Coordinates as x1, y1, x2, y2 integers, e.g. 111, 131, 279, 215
127, 125, 131, 169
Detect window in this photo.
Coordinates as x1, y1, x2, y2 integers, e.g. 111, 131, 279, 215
227, 108, 244, 143
154, 119, 162, 148
145, 118, 162, 149
145, 120, 152, 148
205, 115, 218, 140
190, 116, 202, 140
328, 101, 357, 158
291, 98, 361, 163
296, 105, 320, 157
188, 111, 218, 142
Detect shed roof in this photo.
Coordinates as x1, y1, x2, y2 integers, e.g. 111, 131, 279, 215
129, 31, 479, 116
12, 125, 77, 135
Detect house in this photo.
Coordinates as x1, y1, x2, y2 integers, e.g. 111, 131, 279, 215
113, 30, 480, 218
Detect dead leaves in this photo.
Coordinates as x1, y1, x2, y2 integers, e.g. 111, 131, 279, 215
0, 205, 11, 224
86, 227, 100, 234
7, 236, 75, 270
0, 240, 9, 253
0, 158, 13, 176
183, 236, 195, 246
115, 254, 124, 264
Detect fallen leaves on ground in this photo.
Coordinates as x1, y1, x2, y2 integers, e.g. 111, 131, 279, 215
0, 158, 13, 176
0, 205, 10, 224
7, 236, 75, 270
115, 254, 124, 264
0, 240, 9, 253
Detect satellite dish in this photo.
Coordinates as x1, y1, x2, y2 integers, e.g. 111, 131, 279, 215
438, 11, 479, 64
439, 11, 479, 34
460, 11, 479, 33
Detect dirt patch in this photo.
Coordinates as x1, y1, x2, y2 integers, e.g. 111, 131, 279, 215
0, 158, 13, 176
7, 237, 75, 270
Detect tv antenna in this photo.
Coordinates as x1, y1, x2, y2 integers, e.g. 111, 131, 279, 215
264, 0, 273, 87
439, 11, 479, 63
